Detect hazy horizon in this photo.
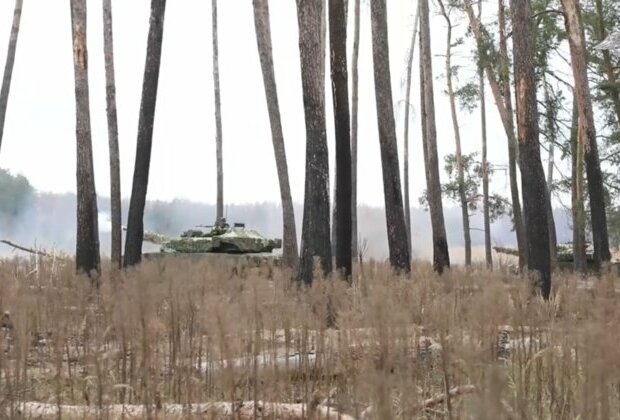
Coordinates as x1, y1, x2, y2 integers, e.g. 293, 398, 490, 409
0, 189, 576, 264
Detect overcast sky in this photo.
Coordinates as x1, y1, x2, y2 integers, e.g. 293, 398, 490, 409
0, 0, 561, 208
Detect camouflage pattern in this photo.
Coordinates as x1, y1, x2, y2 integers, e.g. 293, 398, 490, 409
144, 218, 282, 254
494, 243, 620, 275
494, 243, 594, 263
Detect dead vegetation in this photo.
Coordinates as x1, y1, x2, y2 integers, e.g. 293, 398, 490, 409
0, 256, 619, 418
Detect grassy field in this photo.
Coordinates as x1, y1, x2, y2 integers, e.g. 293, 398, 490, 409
1, 256, 620, 419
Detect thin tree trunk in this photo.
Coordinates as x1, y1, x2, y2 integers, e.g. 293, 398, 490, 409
498, 0, 527, 271
329, 0, 352, 278
0, 0, 22, 154
511, 0, 551, 299
70, 0, 101, 277
562, 0, 611, 268
543, 82, 558, 269
211, 0, 224, 220
332, 180, 337, 257
123, 0, 167, 267
438, 0, 470, 266
103, 0, 121, 269
594, 0, 620, 126
403, 3, 420, 258
350, 0, 360, 259
320, 0, 326, 84
212, 0, 223, 220
570, 95, 587, 273
479, 0, 492, 269
327, 1, 336, 260
420, 45, 430, 191
296, 0, 332, 284
252, 0, 299, 270
545, 147, 557, 268
420, 0, 449, 273
369, 0, 410, 272
465, 0, 527, 269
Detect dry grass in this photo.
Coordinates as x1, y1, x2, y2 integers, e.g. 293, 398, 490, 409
0, 255, 620, 419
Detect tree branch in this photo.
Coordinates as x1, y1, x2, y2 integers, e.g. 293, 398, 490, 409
0, 240, 65, 260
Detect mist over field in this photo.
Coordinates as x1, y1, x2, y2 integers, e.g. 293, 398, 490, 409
0, 192, 574, 263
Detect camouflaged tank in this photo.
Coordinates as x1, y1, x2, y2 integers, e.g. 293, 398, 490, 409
143, 218, 282, 254
494, 243, 620, 274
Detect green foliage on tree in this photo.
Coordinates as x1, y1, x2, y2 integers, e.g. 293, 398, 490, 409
419, 153, 508, 223
0, 168, 34, 219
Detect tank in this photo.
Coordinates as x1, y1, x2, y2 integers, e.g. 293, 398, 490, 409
494, 242, 620, 274
143, 218, 282, 254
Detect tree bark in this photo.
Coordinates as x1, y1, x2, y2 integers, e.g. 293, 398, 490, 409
594, 0, 620, 126
465, 0, 527, 269
419, 0, 449, 273
123, 0, 167, 267
71, 0, 101, 277
0, 0, 22, 154
403, 3, 420, 258
479, 0, 492, 269
570, 95, 587, 273
103, 0, 122, 270
329, 0, 352, 278
498, 0, 527, 271
510, 0, 550, 299
350, 0, 360, 259
543, 82, 558, 269
561, 0, 612, 268
370, 0, 410, 272
420, 46, 430, 192
212, 0, 224, 220
296, 0, 332, 284
438, 0, 470, 266
252, 0, 299, 270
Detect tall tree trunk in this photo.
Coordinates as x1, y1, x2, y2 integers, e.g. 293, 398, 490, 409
296, 0, 332, 284
212, 0, 223, 220
465, 0, 527, 269
71, 0, 101, 277
329, 0, 352, 278
420, 46, 430, 194
594, 0, 620, 126
320, 0, 326, 84
438, 0, 470, 266
479, 0, 492, 269
570, 95, 587, 273
252, 0, 299, 270
498, 0, 527, 271
350, 0, 360, 259
123, 0, 167, 267
562, 0, 612, 268
369, 0, 410, 272
543, 82, 558, 269
0, 0, 22, 154
403, 3, 420, 258
511, 0, 551, 299
419, 0, 449, 273
103, 0, 122, 269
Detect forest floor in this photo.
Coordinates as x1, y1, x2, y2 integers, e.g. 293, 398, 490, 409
0, 256, 620, 419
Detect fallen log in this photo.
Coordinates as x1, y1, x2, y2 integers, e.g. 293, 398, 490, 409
360, 385, 476, 419
11, 401, 354, 419
0, 239, 65, 260
414, 384, 476, 410
200, 335, 442, 374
